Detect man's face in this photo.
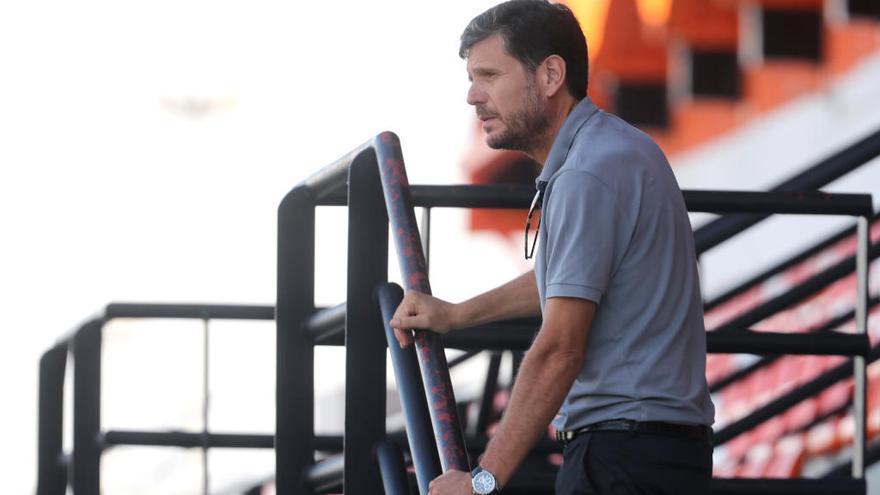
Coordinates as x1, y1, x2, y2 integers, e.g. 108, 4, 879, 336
466, 34, 550, 153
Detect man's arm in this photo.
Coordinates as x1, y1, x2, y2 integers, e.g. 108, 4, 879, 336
389, 269, 540, 348
479, 296, 593, 485
428, 296, 594, 494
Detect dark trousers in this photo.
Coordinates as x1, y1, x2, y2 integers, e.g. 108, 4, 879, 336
555, 431, 713, 495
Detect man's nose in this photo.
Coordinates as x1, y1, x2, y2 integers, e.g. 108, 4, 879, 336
466, 83, 484, 106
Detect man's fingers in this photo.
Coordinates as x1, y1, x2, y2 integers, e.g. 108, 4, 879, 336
390, 294, 419, 328
393, 326, 413, 348
392, 314, 432, 348
389, 290, 442, 348
392, 314, 429, 331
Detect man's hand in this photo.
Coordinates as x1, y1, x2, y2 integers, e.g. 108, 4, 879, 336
389, 270, 540, 348
389, 290, 457, 348
428, 470, 471, 495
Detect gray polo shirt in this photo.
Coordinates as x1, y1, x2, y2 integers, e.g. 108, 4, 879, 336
534, 97, 714, 429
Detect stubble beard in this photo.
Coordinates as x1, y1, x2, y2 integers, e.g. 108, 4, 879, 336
485, 78, 550, 155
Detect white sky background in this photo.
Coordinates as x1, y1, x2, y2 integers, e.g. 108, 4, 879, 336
0, 1, 512, 492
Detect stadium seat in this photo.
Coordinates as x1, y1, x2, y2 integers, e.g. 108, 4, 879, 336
806, 417, 843, 456
764, 434, 807, 478
737, 442, 773, 478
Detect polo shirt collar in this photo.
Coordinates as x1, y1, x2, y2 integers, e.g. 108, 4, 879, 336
535, 96, 599, 188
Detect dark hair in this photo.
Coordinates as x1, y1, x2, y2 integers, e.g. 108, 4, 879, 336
459, 0, 588, 99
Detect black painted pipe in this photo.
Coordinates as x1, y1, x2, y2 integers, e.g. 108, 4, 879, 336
441, 323, 870, 357
377, 282, 443, 493
72, 319, 102, 495
705, 213, 880, 312
710, 477, 866, 494
373, 132, 470, 472
684, 190, 872, 216
320, 183, 875, 216
714, 242, 880, 334
694, 125, 880, 253
376, 441, 413, 495
37, 343, 68, 495
713, 343, 880, 446
302, 303, 346, 342
101, 430, 274, 449
104, 302, 274, 320
707, 330, 869, 356
303, 454, 344, 493
709, 295, 880, 393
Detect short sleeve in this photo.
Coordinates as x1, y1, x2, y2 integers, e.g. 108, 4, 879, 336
542, 170, 622, 305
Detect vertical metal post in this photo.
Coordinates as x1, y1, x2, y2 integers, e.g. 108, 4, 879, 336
377, 283, 442, 494
374, 132, 469, 472
276, 187, 317, 494
72, 319, 103, 495
852, 215, 869, 478
201, 317, 210, 495
38, 342, 68, 495
738, 2, 763, 68
375, 442, 413, 495
344, 150, 389, 494
420, 207, 431, 274
475, 352, 502, 435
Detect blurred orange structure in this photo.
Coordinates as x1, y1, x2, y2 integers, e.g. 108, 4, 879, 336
462, 0, 880, 236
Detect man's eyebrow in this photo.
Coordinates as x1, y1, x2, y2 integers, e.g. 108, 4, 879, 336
471, 67, 499, 77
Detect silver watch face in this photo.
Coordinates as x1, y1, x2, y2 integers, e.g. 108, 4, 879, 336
472, 470, 496, 494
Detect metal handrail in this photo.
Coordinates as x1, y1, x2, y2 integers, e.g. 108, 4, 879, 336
37, 343, 68, 495
710, 478, 866, 494
102, 431, 274, 449
103, 302, 274, 320
709, 295, 880, 393
694, 126, 880, 254
37, 303, 278, 495
376, 442, 412, 495
712, 244, 880, 333
319, 183, 875, 216
276, 131, 472, 493
373, 133, 470, 473
441, 321, 871, 357
377, 283, 442, 494
713, 343, 880, 446
705, 212, 880, 312
278, 135, 393, 494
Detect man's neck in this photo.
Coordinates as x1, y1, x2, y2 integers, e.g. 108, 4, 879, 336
530, 96, 580, 165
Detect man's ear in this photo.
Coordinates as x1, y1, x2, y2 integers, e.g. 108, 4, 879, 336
538, 55, 567, 99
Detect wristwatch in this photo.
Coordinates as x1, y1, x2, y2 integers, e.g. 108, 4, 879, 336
471, 466, 500, 494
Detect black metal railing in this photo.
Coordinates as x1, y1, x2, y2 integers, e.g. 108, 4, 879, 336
684, 128, 880, 409
37, 304, 274, 495
701, 214, 879, 401
709, 295, 880, 393
693, 125, 880, 254
704, 212, 880, 313
276, 133, 472, 495
40, 128, 878, 495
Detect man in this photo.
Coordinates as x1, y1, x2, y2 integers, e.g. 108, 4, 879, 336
390, 1, 715, 493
